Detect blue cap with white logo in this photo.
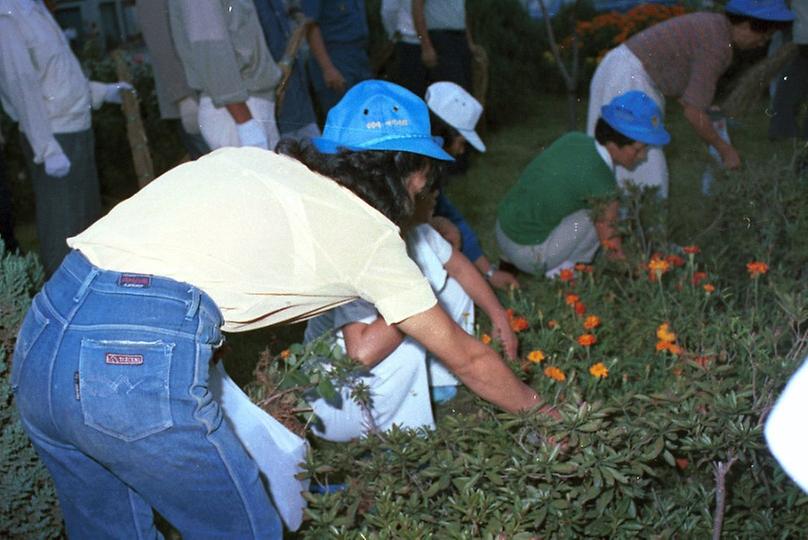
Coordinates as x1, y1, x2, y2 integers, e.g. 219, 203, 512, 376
725, 0, 794, 22
313, 80, 454, 161
601, 90, 671, 146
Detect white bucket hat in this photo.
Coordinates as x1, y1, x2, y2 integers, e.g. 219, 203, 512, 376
425, 81, 486, 153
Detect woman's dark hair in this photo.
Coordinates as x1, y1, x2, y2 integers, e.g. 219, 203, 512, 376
594, 118, 636, 148
725, 12, 791, 34
277, 138, 444, 227
429, 112, 461, 145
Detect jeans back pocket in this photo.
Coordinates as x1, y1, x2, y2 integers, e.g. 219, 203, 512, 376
79, 338, 174, 441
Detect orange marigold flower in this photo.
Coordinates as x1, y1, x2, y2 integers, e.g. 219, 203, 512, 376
527, 350, 546, 363
683, 245, 700, 255
647, 256, 671, 274
280, 349, 291, 360
656, 323, 677, 343
746, 261, 769, 277
544, 366, 566, 382
691, 271, 708, 286
559, 268, 575, 282
565, 293, 580, 306
589, 362, 609, 378
669, 344, 683, 356
583, 315, 601, 329
574, 302, 587, 316
578, 333, 597, 347
511, 316, 529, 333
575, 263, 594, 273
695, 356, 711, 369
547, 319, 559, 329
703, 283, 716, 293
481, 334, 492, 345
665, 254, 685, 267
656, 340, 671, 352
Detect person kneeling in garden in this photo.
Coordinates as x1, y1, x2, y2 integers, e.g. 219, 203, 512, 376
11, 79, 555, 539
304, 185, 519, 440
495, 91, 670, 278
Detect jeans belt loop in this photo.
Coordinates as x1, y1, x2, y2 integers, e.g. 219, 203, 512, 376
185, 287, 201, 320
72, 268, 100, 304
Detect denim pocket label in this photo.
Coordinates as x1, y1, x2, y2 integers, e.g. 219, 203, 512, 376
118, 274, 151, 288
105, 353, 144, 365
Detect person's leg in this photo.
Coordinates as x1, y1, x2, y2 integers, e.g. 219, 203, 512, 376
393, 41, 428, 97
0, 146, 19, 252
310, 337, 434, 441
769, 51, 808, 139
22, 130, 102, 275
428, 30, 473, 92
539, 209, 600, 271
495, 219, 545, 275
13, 252, 283, 539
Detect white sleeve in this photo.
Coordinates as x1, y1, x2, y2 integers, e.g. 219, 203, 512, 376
0, 16, 63, 163
406, 224, 450, 292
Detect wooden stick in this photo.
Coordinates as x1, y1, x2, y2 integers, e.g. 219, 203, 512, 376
112, 49, 154, 189
275, 17, 311, 113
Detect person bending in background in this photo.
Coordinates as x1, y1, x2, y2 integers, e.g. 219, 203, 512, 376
586, 0, 793, 199
497, 91, 670, 277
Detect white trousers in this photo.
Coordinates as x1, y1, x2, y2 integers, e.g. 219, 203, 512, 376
198, 94, 280, 150
586, 45, 669, 198
766, 357, 808, 493
496, 210, 600, 275
310, 337, 435, 442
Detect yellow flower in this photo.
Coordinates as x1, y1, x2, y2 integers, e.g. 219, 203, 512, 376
647, 256, 671, 274
656, 323, 676, 343
527, 350, 546, 363
544, 366, 566, 382
481, 334, 492, 345
589, 362, 609, 379
583, 315, 601, 329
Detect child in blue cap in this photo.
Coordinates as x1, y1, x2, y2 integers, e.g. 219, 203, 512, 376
496, 91, 670, 277
303, 81, 523, 430
14, 79, 554, 538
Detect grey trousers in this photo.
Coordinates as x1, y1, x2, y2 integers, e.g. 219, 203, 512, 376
21, 129, 102, 275
495, 209, 600, 275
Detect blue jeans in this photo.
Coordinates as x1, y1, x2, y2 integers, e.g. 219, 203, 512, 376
11, 251, 282, 539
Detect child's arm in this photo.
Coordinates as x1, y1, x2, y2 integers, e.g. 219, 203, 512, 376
341, 318, 406, 368
443, 248, 519, 359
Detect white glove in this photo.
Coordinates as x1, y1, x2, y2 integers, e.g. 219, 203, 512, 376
44, 152, 71, 178
178, 96, 201, 135
236, 119, 269, 149
104, 81, 135, 104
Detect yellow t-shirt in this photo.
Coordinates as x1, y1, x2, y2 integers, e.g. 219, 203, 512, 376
68, 147, 436, 332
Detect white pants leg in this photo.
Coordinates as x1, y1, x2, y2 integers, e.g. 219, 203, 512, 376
765, 357, 808, 493
587, 45, 669, 198
198, 95, 280, 150
427, 277, 473, 387
496, 210, 600, 275
310, 338, 435, 442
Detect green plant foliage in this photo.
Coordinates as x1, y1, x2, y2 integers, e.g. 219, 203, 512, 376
289, 183, 808, 537
0, 241, 62, 539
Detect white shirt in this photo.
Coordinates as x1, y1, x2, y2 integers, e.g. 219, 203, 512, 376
381, 0, 419, 45
0, 0, 97, 162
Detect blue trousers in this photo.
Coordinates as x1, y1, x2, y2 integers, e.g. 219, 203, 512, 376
11, 251, 282, 539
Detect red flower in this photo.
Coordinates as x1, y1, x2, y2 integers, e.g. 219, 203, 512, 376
665, 254, 685, 268
691, 271, 707, 286
683, 245, 700, 255
559, 268, 575, 282
574, 302, 587, 316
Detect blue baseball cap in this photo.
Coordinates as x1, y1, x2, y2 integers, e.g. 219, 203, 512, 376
601, 91, 671, 146
313, 80, 454, 161
725, 0, 794, 22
